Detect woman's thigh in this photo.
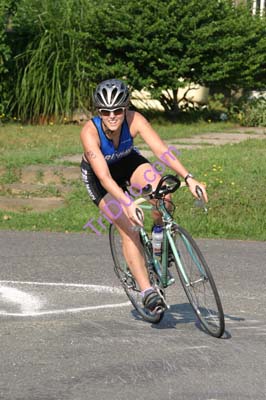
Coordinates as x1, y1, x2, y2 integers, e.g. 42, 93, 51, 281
98, 193, 137, 239
130, 163, 172, 213
130, 162, 161, 190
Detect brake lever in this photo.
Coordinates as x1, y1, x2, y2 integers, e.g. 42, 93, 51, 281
195, 186, 208, 213
131, 208, 144, 231
135, 207, 143, 222
142, 184, 153, 196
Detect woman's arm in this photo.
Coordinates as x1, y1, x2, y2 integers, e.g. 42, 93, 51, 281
128, 111, 208, 202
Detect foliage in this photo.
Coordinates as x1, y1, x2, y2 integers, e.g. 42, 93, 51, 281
236, 97, 266, 126
177, 1, 266, 92
85, 0, 266, 110
1, 0, 266, 121
0, 0, 12, 114
9, 0, 94, 122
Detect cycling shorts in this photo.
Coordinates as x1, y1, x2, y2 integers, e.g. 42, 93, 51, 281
80, 150, 150, 205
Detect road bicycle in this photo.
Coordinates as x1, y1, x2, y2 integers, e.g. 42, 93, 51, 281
109, 174, 225, 338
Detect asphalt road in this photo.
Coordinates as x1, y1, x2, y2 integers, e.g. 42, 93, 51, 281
0, 230, 265, 400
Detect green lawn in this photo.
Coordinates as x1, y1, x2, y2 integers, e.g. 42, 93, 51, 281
0, 121, 237, 168
0, 122, 265, 240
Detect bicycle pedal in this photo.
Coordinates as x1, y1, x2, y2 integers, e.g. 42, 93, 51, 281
153, 305, 165, 314
168, 256, 175, 267
167, 277, 175, 286
166, 270, 175, 286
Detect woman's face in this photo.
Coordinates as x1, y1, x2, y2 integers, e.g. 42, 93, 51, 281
98, 107, 125, 132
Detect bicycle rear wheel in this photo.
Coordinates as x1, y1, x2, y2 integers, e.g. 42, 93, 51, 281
171, 224, 225, 337
109, 224, 163, 323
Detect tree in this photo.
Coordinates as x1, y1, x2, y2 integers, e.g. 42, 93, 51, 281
83, 0, 266, 110
4, 0, 266, 120
0, 0, 12, 114
179, 1, 266, 92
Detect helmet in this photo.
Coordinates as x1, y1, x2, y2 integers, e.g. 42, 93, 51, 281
93, 79, 130, 109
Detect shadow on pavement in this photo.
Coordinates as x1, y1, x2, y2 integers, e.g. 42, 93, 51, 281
131, 302, 246, 339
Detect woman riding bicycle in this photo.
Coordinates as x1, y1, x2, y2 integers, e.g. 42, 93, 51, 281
80, 78, 208, 312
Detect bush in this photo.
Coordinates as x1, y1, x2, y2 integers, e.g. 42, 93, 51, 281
237, 98, 266, 127
0, 1, 12, 115
9, 0, 94, 123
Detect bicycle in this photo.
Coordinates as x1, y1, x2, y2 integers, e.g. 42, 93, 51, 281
109, 174, 225, 338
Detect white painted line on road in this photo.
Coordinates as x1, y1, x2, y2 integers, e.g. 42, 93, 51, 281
253, 333, 266, 336
0, 280, 124, 294
224, 318, 261, 324
232, 325, 266, 330
0, 280, 130, 317
0, 301, 131, 317
0, 286, 42, 314
182, 345, 209, 351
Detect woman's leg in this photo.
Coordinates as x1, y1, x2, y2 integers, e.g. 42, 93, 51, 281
99, 193, 151, 291
81, 158, 158, 294
130, 163, 172, 224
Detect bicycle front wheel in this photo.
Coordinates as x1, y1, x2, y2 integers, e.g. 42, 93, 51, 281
109, 224, 163, 324
171, 225, 225, 338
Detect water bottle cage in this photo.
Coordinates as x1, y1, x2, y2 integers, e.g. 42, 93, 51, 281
152, 225, 164, 257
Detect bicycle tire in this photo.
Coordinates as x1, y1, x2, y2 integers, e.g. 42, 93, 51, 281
171, 224, 225, 337
109, 224, 164, 323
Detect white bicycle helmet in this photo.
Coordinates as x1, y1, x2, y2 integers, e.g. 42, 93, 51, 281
93, 79, 130, 109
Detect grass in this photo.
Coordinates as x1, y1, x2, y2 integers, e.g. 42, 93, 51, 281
0, 121, 265, 240
0, 121, 237, 168
0, 123, 82, 168
173, 139, 266, 240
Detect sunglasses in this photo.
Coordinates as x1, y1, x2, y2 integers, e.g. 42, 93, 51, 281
98, 107, 125, 116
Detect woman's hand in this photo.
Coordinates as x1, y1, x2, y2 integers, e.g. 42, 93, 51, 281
124, 202, 144, 227
186, 178, 208, 203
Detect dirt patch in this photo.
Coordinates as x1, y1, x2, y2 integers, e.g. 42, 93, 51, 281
173, 132, 266, 146
21, 165, 80, 184
0, 167, 6, 177
1, 183, 71, 196
1, 166, 79, 213
0, 196, 64, 212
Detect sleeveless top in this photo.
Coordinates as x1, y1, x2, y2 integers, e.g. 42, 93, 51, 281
92, 116, 136, 165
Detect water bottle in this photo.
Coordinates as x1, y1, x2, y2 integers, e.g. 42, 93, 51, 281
152, 225, 163, 257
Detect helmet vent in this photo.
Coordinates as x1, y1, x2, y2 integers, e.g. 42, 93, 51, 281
93, 79, 130, 109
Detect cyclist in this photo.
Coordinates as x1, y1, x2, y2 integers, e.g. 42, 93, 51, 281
80, 78, 207, 313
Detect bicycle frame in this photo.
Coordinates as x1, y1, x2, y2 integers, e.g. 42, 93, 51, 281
136, 197, 188, 288
111, 174, 225, 336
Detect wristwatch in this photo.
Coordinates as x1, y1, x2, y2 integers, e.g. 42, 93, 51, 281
184, 173, 194, 185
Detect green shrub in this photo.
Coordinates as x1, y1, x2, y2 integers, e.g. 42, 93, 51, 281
10, 0, 94, 123
0, 1, 11, 115
238, 97, 266, 127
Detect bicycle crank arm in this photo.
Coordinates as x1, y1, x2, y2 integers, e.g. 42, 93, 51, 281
156, 288, 170, 310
